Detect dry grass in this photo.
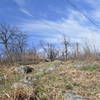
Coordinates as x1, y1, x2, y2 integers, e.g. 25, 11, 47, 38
0, 60, 100, 100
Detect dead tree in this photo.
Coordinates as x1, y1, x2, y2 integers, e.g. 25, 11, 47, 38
11, 31, 27, 53
9, 29, 27, 63
63, 35, 70, 60
0, 23, 27, 63
27, 46, 39, 64
0, 23, 16, 62
74, 42, 80, 58
40, 41, 58, 61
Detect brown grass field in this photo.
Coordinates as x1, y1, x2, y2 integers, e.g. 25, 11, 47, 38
0, 60, 100, 100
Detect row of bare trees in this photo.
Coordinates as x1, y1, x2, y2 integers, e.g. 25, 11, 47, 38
0, 23, 99, 65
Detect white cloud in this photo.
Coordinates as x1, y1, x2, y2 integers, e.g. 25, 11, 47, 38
19, 9, 100, 50
14, 0, 33, 17
15, 0, 100, 50
85, 0, 100, 23
14, 0, 26, 7
86, 0, 100, 7
94, 11, 100, 18
20, 8, 33, 17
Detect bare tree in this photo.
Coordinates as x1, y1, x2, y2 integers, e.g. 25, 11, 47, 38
40, 41, 58, 61
27, 46, 39, 63
11, 31, 27, 52
0, 23, 27, 63
62, 35, 70, 60
82, 40, 98, 60
74, 42, 80, 58
0, 23, 17, 62
83, 41, 91, 57
9, 29, 27, 63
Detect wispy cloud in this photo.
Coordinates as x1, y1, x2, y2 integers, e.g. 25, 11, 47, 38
13, 0, 100, 49
19, 9, 100, 48
14, 0, 33, 17
14, 0, 26, 7
84, 0, 100, 23
20, 8, 33, 17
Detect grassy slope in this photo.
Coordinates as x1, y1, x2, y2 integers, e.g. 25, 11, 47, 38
0, 60, 100, 100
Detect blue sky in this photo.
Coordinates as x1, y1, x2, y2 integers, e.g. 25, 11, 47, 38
0, 0, 100, 48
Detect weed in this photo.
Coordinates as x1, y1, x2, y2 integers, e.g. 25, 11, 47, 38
65, 84, 73, 90
81, 65, 99, 71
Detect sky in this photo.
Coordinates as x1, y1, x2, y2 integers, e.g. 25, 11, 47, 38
0, 0, 100, 49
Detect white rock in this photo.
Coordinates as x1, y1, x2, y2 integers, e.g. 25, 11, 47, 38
16, 65, 33, 74
64, 92, 90, 100
12, 82, 28, 89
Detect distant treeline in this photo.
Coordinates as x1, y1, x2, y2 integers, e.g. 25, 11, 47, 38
0, 23, 99, 65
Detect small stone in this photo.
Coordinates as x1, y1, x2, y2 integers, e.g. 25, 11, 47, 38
64, 92, 90, 100
17, 94, 25, 100
16, 65, 33, 74
20, 76, 33, 85
44, 59, 51, 62
12, 82, 28, 89
29, 96, 37, 100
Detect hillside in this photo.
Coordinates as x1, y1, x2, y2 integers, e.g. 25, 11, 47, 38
0, 60, 100, 100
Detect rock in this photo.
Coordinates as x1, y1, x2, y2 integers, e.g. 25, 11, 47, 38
29, 96, 37, 100
17, 94, 25, 100
16, 65, 33, 74
39, 65, 58, 72
44, 59, 51, 62
20, 76, 34, 85
0, 76, 4, 81
47, 66, 55, 71
47, 65, 59, 71
19, 76, 38, 88
12, 76, 38, 89
12, 82, 28, 89
96, 71, 100, 74
64, 92, 90, 100
73, 64, 91, 69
